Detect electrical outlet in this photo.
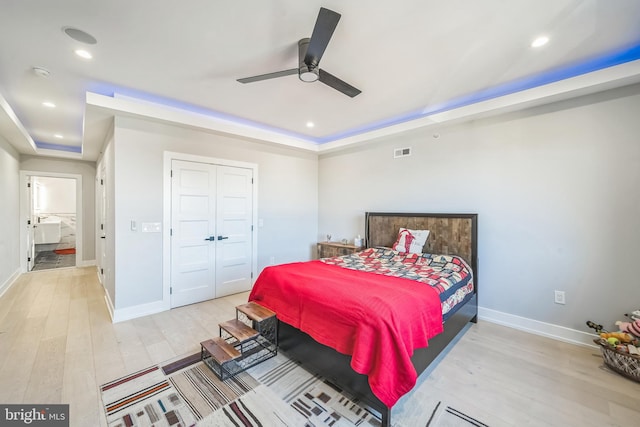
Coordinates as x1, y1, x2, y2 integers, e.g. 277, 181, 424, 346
554, 290, 566, 305
269, 256, 275, 265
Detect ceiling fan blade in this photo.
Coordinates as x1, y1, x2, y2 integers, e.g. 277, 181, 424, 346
319, 69, 361, 98
237, 68, 298, 84
304, 7, 341, 68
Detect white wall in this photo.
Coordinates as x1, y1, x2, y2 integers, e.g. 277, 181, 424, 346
33, 176, 76, 214
110, 116, 318, 310
20, 156, 96, 262
0, 136, 21, 293
319, 84, 640, 333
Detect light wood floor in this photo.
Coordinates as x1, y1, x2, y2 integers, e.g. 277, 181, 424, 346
0, 267, 638, 427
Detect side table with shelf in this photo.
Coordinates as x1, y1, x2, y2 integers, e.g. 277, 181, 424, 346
317, 241, 363, 258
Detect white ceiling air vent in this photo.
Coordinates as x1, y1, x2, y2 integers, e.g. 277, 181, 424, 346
393, 147, 412, 158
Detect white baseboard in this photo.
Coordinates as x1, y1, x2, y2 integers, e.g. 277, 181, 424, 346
97, 271, 168, 323
103, 288, 115, 322
78, 259, 96, 267
479, 307, 597, 348
112, 300, 168, 323
0, 268, 21, 299
96, 289, 598, 346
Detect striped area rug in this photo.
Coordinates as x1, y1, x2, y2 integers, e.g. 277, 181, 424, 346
101, 365, 198, 426
100, 352, 489, 427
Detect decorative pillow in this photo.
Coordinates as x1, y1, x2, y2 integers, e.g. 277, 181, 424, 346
392, 228, 430, 254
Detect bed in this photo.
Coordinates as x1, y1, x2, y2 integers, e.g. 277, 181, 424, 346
249, 212, 478, 426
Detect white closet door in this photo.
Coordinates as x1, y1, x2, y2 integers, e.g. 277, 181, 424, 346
215, 166, 253, 297
171, 160, 217, 308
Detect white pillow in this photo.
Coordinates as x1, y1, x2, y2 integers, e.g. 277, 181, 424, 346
392, 228, 430, 254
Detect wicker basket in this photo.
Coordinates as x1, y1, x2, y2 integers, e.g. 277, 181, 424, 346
594, 338, 640, 382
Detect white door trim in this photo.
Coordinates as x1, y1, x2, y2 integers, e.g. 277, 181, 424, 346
19, 170, 83, 273
162, 151, 258, 311
96, 162, 106, 284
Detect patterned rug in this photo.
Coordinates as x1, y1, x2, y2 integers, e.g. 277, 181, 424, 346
100, 352, 488, 427
31, 250, 76, 270
425, 402, 489, 427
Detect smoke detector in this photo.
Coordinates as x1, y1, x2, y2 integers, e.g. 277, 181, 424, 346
32, 66, 51, 78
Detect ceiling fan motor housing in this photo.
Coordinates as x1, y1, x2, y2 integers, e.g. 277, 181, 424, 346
237, 8, 360, 97
298, 38, 319, 82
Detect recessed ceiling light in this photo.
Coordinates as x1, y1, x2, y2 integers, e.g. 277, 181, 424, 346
54, 134, 64, 139
306, 121, 315, 128
531, 36, 549, 48
74, 49, 93, 59
42, 101, 56, 108
62, 27, 97, 45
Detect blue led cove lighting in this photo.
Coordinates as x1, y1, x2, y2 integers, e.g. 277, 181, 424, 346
35, 141, 82, 153
87, 40, 640, 146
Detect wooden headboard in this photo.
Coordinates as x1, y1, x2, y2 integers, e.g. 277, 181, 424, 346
365, 212, 478, 283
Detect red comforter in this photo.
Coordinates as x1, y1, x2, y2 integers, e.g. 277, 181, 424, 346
248, 260, 444, 407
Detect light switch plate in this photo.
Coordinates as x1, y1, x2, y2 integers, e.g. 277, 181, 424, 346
141, 222, 162, 233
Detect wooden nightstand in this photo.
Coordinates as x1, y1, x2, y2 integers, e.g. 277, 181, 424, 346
317, 241, 363, 259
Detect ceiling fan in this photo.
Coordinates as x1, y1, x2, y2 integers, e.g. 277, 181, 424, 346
237, 7, 361, 98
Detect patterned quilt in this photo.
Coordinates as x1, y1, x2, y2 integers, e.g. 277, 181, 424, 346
321, 247, 474, 318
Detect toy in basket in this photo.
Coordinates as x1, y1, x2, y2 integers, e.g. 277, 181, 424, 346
587, 315, 640, 383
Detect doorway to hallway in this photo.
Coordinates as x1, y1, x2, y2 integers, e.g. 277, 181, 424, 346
19, 171, 83, 273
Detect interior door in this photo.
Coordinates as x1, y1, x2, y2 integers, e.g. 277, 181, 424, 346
98, 165, 107, 283
171, 160, 217, 308
214, 166, 254, 297
26, 176, 35, 271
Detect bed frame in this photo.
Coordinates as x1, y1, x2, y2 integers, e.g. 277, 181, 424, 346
277, 212, 478, 427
